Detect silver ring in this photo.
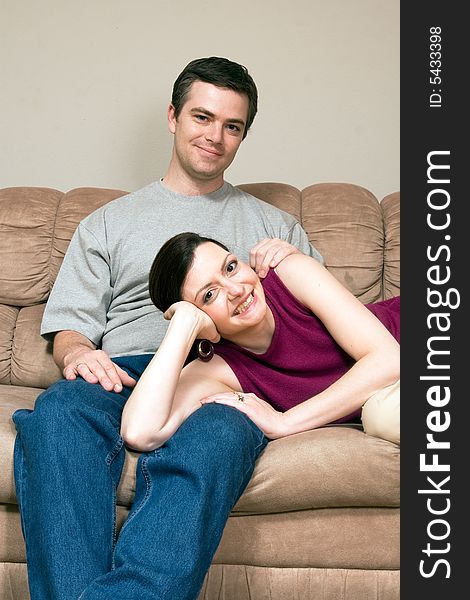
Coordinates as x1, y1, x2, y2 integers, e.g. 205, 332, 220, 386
75, 362, 87, 370
234, 392, 244, 402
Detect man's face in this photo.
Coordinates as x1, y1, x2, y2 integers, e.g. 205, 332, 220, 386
168, 81, 249, 187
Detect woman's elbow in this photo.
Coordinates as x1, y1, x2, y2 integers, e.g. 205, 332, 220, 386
120, 426, 165, 453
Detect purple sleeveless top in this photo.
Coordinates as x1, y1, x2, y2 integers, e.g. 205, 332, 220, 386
213, 269, 400, 424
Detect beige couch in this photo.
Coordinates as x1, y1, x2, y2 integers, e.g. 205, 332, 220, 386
0, 182, 400, 600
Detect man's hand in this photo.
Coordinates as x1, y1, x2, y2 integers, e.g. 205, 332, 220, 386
250, 238, 301, 278
63, 348, 137, 393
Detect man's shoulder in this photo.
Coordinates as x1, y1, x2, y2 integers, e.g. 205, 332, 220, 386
81, 180, 163, 226
228, 183, 297, 222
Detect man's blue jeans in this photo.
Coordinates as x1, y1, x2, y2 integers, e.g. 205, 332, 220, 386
13, 355, 268, 600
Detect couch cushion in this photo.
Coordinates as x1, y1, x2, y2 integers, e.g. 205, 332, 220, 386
0, 187, 127, 307
0, 188, 64, 306
0, 386, 39, 504
233, 427, 399, 513
0, 304, 61, 388
301, 183, 385, 303
212, 507, 400, 569
117, 426, 399, 514
382, 192, 400, 299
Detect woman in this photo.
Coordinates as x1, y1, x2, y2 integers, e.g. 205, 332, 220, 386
121, 233, 400, 452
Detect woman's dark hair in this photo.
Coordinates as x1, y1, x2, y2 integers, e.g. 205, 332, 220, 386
171, 57, 258, 140
149, 232, 229, 313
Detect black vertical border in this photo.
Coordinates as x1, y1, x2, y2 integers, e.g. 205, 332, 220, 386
401, 2, 466, 597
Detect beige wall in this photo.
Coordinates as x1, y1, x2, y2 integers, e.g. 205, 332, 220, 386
0, 0, 399, 200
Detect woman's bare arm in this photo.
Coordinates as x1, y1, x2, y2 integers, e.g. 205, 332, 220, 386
120, 302, 234, 452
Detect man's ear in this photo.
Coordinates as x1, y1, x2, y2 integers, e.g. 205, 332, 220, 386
168, 104, 177, 134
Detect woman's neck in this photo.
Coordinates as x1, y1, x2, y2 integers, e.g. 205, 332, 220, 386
223, 306, 275, 355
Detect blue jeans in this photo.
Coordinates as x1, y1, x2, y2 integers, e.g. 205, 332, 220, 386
13, 355, 268, 600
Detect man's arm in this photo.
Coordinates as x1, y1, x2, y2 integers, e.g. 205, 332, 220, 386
41, 218, 112, 345
44, 215, 136, 392
53, 330, 136, 392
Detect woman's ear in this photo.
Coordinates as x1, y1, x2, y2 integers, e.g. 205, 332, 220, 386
196, 339, 214, 362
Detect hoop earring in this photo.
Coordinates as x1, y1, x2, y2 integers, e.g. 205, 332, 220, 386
197, 339, 214, 362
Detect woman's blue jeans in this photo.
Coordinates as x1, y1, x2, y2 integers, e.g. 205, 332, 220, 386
13, 355, 268, 600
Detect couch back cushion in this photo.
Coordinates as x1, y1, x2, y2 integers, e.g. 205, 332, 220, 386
238, 182, 399, 303
381, 192, 400, 300
0, 187, 127, 387
0, 187, 128, 306
301, 183, 385, 303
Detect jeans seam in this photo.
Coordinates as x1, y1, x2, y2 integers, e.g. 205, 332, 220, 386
105, 435, 124, 466
116, 451, 154, 537
106, 436, 124, 561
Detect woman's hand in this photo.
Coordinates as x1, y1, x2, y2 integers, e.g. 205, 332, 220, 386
164, 301, 221, 343
200, 391, 287, 439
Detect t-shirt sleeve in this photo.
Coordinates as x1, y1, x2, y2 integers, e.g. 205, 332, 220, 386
40, 220, 112, 346
286, 221, 324, 264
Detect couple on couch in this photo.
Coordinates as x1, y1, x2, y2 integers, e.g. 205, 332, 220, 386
13, 56, 399, 600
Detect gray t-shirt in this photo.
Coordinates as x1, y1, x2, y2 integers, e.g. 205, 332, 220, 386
41, 180, 323, 357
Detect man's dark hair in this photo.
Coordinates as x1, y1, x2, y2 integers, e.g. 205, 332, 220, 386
149, 232, 229, 313
171, 57, 258, 140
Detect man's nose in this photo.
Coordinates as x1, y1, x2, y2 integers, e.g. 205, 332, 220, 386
205, 122, 223, 144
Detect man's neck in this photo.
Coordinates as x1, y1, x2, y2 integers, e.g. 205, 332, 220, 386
162, 166, 225, 197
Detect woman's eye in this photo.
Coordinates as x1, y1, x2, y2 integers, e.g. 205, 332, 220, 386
203, 290, 214, 303
226, 260, 238, 273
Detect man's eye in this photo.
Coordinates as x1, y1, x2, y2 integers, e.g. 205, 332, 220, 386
227, 124, 241, 132
196, 115, 208, 121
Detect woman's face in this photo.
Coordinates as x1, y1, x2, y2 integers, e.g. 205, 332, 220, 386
181, 242, 267, 337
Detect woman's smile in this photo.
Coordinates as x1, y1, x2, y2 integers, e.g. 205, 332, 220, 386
233, 291, 255, 316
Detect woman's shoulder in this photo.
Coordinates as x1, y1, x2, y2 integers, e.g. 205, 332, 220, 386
275, 252, 325, 277
273, 253, 325, 298
272, 252, 363, 317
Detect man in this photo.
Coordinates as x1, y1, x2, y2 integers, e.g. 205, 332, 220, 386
13, 57, 322, 600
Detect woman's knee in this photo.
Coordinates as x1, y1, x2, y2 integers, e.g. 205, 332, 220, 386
361, 380, 400, 445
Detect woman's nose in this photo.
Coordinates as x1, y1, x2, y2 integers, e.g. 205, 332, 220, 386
225, 280, 244, 299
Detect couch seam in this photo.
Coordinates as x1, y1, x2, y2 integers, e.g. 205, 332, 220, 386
3, 306, 19, 385
46, 192, 63, 296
